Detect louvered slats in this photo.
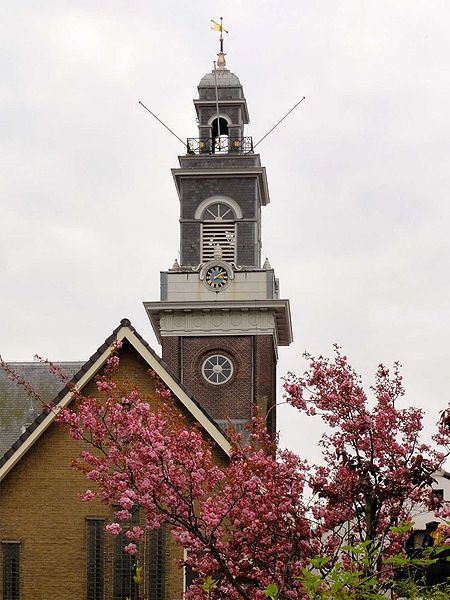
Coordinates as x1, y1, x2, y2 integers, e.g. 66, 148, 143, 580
202, 223, 236, 262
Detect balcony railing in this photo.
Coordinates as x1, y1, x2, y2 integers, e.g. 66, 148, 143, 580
186, 136, 254, 155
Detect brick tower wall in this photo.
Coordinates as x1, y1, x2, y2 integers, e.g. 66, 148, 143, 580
161, 335, 277, 429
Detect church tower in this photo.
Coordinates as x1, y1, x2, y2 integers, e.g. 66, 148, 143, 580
144, 51, 293, 437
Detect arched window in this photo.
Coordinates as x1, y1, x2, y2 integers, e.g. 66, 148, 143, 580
203, 202, 235, 221
201, 202, 236, 263
211, 117, 229, 153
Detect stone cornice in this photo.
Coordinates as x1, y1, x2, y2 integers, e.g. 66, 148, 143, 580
171, 167, 270, 206
143, 299, 293, 347
193, 98, 250, 123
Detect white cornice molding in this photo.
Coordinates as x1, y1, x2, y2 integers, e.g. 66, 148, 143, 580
144, 299, 293, 347
159, 310, 276, 339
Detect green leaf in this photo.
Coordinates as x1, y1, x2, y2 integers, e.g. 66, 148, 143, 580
263, 582, 279, 599
133, 562, 144, 585
201, 576, 218, 594
309, 555, 332, 569
390, 521, 414, 536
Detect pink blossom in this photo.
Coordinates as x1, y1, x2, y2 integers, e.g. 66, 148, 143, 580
80, 489, 96, 501
106, 523, 122, 536
123, 543, 138, 555
53, 345, 449, 600
125, 526, 145, 541
106, 355, 120, 368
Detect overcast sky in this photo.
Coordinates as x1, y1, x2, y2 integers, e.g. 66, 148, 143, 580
1, 1, 449, 462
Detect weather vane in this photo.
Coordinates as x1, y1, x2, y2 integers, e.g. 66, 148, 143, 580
211, 17, 228, 56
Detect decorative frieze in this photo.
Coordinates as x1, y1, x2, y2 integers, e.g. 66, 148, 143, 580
159, 308, 276, 338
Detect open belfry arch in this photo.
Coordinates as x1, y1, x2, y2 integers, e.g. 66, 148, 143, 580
144, 39, 293, 440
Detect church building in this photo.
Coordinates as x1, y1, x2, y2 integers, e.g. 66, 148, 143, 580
0, 48, 292, 600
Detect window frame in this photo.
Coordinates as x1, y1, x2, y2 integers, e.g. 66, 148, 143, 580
2, 542, 20, 600
86, 518, 105, 600
113, 506, 140, 600
202, 355, 234, 385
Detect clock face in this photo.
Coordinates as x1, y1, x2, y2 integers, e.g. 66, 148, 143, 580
205, 265, 229, 289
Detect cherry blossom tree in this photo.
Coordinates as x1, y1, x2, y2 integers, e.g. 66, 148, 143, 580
57, 355, 314, 600
283, 347, 447, 572
3, 347, 449, 599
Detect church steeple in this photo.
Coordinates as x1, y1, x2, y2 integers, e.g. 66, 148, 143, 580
177, 60, 268, 270
144, 53, 293, 438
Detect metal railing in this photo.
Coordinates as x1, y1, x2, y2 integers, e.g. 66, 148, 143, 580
186, 136, 254, 155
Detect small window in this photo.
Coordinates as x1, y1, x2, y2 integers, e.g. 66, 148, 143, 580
146, 525, 166, 600
113, 507, 139, 600
211, 117, 229, 139
211, 117, 229, 153
433, 489, 444, 501
2, 542, 20, 600
86, 519, 104, 600
202, 355, 234, 385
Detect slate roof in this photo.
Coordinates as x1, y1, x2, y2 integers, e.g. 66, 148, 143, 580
0, 318, 230, 473
0, 361, 82, 458
198, 68, 241, 88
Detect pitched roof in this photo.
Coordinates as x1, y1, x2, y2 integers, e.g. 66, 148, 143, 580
0, 319, 231, 482
0, 361, 83, 457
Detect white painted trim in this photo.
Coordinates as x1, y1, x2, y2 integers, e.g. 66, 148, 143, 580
202, 354, 234, 385
0, 327, 231, 483
194, 195, 243, 220
144, 299, 293, 347
207, 113, 231, 126
183, 548, 188, 595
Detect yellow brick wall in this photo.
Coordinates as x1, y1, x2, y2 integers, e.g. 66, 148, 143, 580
0, 341, 227, 599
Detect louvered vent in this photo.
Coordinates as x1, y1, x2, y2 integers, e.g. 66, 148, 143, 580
202, 223, 236, 262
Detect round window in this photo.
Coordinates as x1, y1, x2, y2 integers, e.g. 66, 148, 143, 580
202, 355, 234, 385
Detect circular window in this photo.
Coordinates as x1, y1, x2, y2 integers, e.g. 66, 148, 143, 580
202, 355, 234, 385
